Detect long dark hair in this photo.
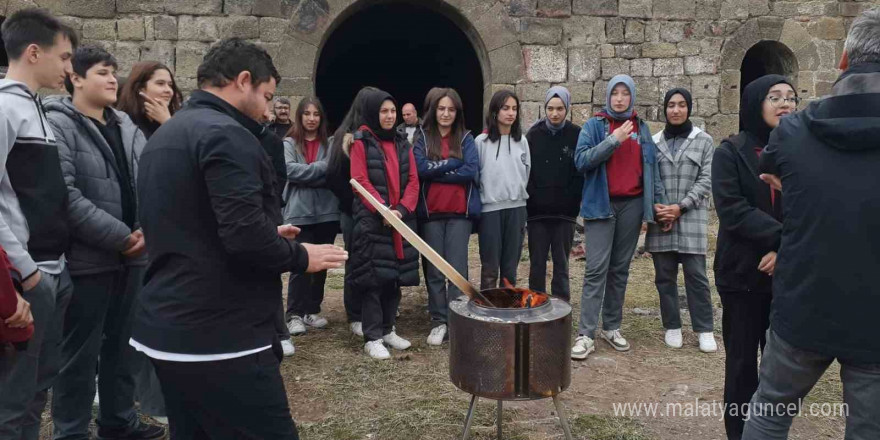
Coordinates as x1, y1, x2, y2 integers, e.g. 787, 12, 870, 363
116, 61, 183, 132
288, 96, 329, 153
422, 88, 465, 160
327, 86, 380, 176
485, 89, 522, 143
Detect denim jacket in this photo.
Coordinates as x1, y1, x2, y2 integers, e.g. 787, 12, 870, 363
574, 116, 666, 222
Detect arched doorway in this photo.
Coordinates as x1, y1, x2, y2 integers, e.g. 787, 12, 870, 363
739, 41, 798, 96
315, 1, 485, 133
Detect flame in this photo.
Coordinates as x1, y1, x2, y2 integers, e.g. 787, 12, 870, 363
502, 279, 549, 308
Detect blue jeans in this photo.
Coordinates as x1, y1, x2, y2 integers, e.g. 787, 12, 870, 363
0, 269, 73, 440
743, 329, 880, 440
51, 267, 145, 440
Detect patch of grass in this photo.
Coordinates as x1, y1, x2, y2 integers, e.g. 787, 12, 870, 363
569, 414, 652, 440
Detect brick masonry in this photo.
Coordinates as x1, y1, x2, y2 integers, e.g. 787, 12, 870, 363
9, 0, 877, 141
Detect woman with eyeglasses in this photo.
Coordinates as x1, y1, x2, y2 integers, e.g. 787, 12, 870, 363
711, 74, 796, 440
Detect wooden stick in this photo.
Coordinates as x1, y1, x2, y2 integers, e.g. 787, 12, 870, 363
350, 179, 493, 305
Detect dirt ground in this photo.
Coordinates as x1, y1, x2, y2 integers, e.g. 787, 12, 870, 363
39, 224, 846, 440
278, 225, 846, 440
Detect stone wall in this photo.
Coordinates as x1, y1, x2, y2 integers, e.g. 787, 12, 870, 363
4, 0, 877, 141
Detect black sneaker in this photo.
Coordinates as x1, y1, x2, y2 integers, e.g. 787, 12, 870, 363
96, 420, 166, 440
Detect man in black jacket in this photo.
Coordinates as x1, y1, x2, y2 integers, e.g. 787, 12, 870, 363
743, 10, 880, 439
129, 38, 347, 439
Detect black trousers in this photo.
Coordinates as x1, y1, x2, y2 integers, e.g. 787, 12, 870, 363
527, 219, 575, 301
150, 349, 299, 440
361, 282, 401, 343
340, 213, 361, 322
286, 221, 339, 319
719, 290, 772, 440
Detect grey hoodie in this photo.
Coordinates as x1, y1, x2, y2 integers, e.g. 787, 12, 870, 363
44, 96, 147, 275
0, 79, 69, 277
474, 133, 531, 213
281, 138, 340, 226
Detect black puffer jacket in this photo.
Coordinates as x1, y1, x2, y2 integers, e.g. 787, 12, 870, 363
349, 130, 420, 288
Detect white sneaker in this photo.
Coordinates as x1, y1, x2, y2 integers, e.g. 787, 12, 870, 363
350, 321, 363, 337
364, 340, 390, 360
287, 316, 306, 335
302, 314, 328, 328
281, 339, 295, 357
426, 324, 447, 346
382, 331, 411, 350
601, 330, 631, 351
665, 328, 683, 349
571, 335, 595, 360
698, 332, 718, 353
151, 416, 168, 426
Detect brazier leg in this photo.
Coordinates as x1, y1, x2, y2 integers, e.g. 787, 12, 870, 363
496, 400, 503, 440
552, 395, 574, 440
461, 394, 478, 440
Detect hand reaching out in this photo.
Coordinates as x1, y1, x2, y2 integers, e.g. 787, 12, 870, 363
278, 224, 301, 239
760, 174, 782, 191
302, 243, 348, 273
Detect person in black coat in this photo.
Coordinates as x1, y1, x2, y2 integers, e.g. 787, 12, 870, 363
525, 86, 583, 301
743, 14, 880, 437
130, 38, 347, 439
711, 74, 795, 440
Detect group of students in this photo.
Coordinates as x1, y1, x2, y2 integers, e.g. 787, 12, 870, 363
261, 54, 806, 440
266, 73, 714, 364
1, 5, 878, 440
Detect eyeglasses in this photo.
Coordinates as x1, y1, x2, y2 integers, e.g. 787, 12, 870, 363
765, 95, 800, 108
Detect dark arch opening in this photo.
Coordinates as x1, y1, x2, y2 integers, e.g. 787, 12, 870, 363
315, 2, 485, 133
740, 40, 798, 97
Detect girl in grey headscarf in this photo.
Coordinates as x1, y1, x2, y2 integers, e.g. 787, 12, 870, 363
570, 74, 666, 361
525, 85, 584, 302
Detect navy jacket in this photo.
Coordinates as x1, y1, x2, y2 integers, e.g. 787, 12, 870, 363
412, 127, 481, 222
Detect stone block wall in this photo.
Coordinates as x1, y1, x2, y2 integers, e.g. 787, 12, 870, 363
4, 0, 877, 141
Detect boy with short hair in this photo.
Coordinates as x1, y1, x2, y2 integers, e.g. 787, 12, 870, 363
0, 8, 78, 439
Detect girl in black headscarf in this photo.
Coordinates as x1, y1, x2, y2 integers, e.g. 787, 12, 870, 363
710, 74, 798, 440
348, 88, 421, 360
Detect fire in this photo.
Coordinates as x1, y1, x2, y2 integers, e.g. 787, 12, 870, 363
501, 279, 549, 308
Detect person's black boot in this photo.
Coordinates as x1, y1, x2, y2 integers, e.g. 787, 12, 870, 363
96, 420, 166, 440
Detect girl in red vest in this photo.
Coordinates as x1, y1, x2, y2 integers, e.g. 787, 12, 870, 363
349, 89, 420, 360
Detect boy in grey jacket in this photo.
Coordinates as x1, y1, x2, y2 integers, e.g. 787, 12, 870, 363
0, 9, 77, 440
44, 46, 164, 439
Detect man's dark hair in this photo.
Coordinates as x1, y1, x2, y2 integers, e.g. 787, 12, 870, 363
1, 8, 78, 61
197, 38, 281, 89
63, 45, 117, 94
